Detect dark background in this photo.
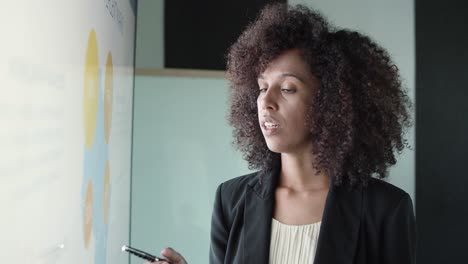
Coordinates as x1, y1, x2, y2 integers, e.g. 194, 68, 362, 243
416, 0, 468, 262
165, 0, 285, 70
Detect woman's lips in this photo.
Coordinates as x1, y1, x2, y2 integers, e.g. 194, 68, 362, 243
261, 121, 280, 136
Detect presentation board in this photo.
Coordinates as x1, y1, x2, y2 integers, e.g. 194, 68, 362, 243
0, 1, 136, 263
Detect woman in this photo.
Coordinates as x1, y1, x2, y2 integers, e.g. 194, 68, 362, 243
151, 3, 415, 264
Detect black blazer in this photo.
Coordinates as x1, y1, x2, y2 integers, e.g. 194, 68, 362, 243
209, 169, 416, 264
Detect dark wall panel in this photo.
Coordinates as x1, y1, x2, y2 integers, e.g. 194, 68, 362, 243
416, 0, 468, 262
165, 0, 285, 70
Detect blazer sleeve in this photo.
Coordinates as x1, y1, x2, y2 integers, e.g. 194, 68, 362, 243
381, 193, 417, 264
209, 183, 229, 264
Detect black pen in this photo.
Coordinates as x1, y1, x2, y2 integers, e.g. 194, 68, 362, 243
122, 245, 170, 263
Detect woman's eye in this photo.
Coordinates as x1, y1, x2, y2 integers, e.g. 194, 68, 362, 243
259, 87, 267, 93
281, 88, 295, 93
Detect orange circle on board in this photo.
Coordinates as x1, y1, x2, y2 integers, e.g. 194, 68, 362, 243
104, 52, 113, 144
103, 161, 110, 224
83, 181, 94, 249
83, 30, 99, 150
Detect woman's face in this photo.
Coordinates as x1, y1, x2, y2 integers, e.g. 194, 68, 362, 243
257, 49, 319, 154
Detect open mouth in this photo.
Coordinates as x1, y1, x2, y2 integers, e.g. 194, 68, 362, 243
264, 121, 279, 129
261, 118, 280, 136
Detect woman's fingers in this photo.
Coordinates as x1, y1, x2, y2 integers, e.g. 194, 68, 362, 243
142, 247, 186, 264
145, 260, 169, 264
160, 247, 187, 264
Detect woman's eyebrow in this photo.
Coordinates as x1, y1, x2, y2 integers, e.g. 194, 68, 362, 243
257, 73, 306, 84
279, 73, 306, 84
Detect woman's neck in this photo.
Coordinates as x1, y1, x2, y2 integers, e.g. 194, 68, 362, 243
279, 152, 329, 192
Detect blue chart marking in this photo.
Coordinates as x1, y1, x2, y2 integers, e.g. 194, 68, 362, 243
82, 69, 111, 264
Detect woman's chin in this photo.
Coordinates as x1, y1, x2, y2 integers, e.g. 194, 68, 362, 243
266, 142, 286, 153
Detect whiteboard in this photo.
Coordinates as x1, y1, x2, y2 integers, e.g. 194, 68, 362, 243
0, 1, 136, 263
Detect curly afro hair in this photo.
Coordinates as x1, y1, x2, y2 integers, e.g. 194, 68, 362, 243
226, 3, 413, 188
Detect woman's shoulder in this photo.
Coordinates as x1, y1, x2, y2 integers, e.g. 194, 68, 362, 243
364, 177, 411, 201
361, 177, 414, 216
218, 171, 260, 194
214, 171, 261, 209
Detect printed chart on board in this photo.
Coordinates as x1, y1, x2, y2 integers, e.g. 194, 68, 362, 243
0, 1, 136, 263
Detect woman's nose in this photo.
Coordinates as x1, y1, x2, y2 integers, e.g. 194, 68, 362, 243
258, 88, 278, 111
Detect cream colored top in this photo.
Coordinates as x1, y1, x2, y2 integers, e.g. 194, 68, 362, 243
269, 218, 321, 264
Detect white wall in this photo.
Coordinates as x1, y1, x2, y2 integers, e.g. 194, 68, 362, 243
131, 76, 250, 264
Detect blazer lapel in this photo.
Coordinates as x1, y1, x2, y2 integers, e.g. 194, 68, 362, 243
242, 167, 363, 264
313, 182, 363, 264
242, 169, 278, 264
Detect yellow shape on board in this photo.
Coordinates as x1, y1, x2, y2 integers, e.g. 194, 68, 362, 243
83, 30, 99, 150
104, 52, 113, 144
83, 181, 94, 249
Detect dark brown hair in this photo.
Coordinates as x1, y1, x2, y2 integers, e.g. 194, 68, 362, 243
226, 3, 412, 187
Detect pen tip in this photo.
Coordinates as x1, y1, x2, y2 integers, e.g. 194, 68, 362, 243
121, 245, 127, 252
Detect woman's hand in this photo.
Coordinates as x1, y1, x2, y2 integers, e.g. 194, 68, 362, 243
145, 247, 187, 264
